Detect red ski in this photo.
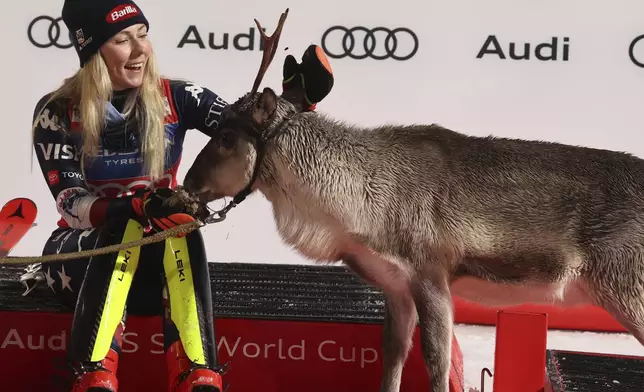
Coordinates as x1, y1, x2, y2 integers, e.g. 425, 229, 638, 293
0, 197, 37, 258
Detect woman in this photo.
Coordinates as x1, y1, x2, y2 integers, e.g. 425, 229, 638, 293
21, 0, 334, 391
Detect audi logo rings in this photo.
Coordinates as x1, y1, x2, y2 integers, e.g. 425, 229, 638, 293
28, 15, 73, 49
629, 34, 644, 68
321, 26, 419, 61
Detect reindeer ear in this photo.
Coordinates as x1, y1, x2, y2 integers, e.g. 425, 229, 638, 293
280, 44, 334, 112
281, 54, 307, 111
252, 87, 278, 126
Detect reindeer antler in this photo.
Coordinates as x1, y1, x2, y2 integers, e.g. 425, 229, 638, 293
250, 8, 289, 95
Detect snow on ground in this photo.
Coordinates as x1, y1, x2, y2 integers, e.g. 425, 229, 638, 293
453, 323, 644, 391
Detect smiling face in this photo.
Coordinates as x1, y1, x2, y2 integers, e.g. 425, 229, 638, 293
99, 23, 151, 90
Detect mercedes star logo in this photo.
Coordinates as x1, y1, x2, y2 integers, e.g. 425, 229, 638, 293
28, 15, 73, 49
629, 34, 644, 68
321, 26, 419, 61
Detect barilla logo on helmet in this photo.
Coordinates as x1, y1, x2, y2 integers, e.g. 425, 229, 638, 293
106, 4, 140, 23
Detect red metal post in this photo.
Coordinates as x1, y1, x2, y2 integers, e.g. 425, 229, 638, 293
492, 310, 548, 392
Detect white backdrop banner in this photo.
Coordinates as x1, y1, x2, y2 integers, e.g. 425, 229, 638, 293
3, 0, 644, 264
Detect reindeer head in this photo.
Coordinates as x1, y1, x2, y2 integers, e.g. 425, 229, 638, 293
183, 9, 301, 203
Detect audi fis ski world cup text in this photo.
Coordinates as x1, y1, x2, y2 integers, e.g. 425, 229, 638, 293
1, 328, 380, 369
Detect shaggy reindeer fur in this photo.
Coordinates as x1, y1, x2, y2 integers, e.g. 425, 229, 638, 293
183, 87, 644, 392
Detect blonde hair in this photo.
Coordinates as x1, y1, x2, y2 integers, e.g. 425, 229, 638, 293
31, 49, 168, 181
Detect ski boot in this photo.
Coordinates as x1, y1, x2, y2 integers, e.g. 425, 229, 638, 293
166, 340, 223, 392
69, 319, 124, 392
69, 347, 119, 392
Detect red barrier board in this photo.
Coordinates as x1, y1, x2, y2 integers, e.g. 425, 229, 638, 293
0, 311, 464, 392
452, 297, 626, 333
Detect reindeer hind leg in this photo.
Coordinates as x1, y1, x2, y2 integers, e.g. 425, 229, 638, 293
379, 290, 417, 392
584, 252, 644, 346
341, 250, 417, 392
411, 271, 453, 392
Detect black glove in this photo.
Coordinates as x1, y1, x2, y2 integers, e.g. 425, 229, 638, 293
282, 44, 334, 111
131, 187, 207, 234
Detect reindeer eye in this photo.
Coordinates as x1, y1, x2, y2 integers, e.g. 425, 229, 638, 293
219, 130, 237, 149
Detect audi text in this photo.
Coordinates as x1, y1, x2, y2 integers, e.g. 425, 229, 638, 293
476, 35, 570, 61
177, 26, 267, 51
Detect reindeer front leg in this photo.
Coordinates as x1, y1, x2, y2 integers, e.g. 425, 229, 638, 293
412, 272, 453, 392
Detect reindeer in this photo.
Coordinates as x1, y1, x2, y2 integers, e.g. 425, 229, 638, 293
183, 8, 644, 392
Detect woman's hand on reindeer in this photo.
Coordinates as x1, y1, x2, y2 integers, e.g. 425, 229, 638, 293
282, 44, 334, 111
131, 187, 205, 234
